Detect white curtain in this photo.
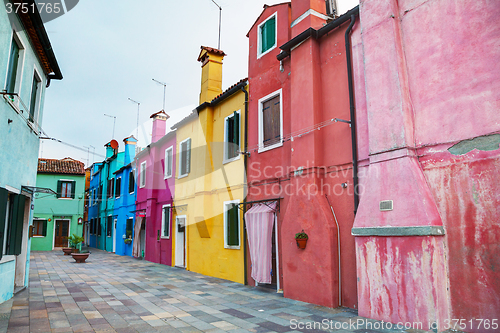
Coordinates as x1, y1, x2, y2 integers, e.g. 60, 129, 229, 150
244, 202, 276, 284
132, 217, 143, 258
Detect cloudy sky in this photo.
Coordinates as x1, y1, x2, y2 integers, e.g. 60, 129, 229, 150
40, 0, 358, 166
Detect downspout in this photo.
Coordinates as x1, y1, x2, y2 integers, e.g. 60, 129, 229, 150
325, 194, 341, 307
241, 85, 249, 286
345, 15, 359, 213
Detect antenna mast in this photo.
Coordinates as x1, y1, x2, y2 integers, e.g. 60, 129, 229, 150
211, 0, 222, 49
152, 78, 167, 111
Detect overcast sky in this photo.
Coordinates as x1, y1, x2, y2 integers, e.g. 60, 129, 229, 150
40, 0, 358, 166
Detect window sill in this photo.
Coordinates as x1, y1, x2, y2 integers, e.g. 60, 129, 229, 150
258, 142, 283, 153
32, 236, 45, 238
224, 245, 241, 250
257, 44, 277, 59
0, 255, 16, 264
58, 198, 73, 200
164, 174, 173, 180
178, 173, 188, 179
160, 236, 170, 240
223, 155, 241, 165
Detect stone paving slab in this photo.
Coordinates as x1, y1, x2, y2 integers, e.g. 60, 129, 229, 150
0, 250, 437, 333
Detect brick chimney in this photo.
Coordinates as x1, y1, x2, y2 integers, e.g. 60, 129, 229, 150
198, 46, 225, 104
150, 110, 169, 143
123, 136, 137, 165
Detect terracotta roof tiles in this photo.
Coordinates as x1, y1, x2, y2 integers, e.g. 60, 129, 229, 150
38, 158, 85, 175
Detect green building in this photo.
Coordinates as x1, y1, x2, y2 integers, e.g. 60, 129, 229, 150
31, 158, 85, 251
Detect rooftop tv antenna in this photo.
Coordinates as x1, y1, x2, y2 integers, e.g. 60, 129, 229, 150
103, 113, 116, 138
128, 98, 141, 140
211, 0, 222, 49
152, 78, 167, 111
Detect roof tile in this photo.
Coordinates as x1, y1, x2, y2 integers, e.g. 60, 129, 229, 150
38, 158, 85, 175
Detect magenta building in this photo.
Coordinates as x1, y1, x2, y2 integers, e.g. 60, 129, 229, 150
134, 111, 176, 266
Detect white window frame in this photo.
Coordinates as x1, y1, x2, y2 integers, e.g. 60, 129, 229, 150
258, 88, 283, 153
164, 146, 173, 179
32, 218, 46, 238
178, 138, 191, 179
223, 110, 241, 164
161, 204, 171, 239
3, 32, 26, 100
106, 214, 113, 238
28, 68, 42, 124
257, 12, 278, 59
223, 199, 241, 250
1, 195, 14, 263
139, 161, 146, 188
58, 179, 74, 200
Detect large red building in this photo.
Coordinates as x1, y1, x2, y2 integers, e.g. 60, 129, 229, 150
245, 0, 500, 331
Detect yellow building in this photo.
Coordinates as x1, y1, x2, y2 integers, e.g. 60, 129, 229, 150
172, 46, 248, 283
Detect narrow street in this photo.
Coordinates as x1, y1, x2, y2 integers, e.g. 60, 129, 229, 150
0, 250, 431, 333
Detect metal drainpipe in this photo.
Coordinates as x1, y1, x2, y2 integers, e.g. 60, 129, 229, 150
345, 15, 359, 214
241, 85, 249, 286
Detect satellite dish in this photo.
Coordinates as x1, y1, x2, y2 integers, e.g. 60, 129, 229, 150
110, 140, 119, 149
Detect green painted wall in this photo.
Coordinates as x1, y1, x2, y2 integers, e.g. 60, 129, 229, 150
31, 173, 85, 251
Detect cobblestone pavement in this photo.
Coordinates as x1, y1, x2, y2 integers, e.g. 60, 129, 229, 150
0, 250, 431, 333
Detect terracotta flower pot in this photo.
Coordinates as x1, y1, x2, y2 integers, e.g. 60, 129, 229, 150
71, 253, 89, 263
62, 248, 72, 255
296, 239, 307, 249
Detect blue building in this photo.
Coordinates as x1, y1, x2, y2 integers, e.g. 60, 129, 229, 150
88, 162, 102, 249
0, 3, 62, 303
113, 136, 137, 257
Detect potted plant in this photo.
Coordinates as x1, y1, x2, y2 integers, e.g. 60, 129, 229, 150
295, 230, 308, 249
67, 234, 84, 253
124, 238, 132, 245
72, 250, 90, 263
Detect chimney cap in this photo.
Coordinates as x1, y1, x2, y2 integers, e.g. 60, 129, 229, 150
123, 135, 138, 143
150, 110, 170, 120
198, 46, 226, 62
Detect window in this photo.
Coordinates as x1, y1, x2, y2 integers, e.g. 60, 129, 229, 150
178, 138, 191, 178
126, 218, 133, 239
5, 36, 22, 94
57, 180, 75, 199
223, 200, 240, 249
128, 171, 135, 193
161, 205, 171, 238
93, 189, 96, 205
107, 216, 112, 237
224, 111, 241, 162
139, 161, 146, 188
258, 13, 277, 58
29, 72, 41, 123
90, 218, 94, 235
258, 90, 283, 152
107, 178, 114, 198
98, 185, 102, 201
0, 190, 27, 260
97, 218, 101, 236
164, 146, 173, 179
32, 219, 47, 237
115, 177, 121, 198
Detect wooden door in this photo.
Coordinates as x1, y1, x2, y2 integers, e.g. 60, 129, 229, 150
54, 220, 69, 247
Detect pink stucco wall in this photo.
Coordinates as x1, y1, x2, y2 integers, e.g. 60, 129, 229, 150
354, 0, 500, 331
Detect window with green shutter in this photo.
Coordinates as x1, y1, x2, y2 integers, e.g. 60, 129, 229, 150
179, 138, 191, 177
6, 38, 20, 94
259, 15, 276, 56
224, 202, 240, 248
57, 180, 76, 199
0, 188, 8, 260
225, 111, 240, 161
7, 194, 26, 255
33, 219, 47, 237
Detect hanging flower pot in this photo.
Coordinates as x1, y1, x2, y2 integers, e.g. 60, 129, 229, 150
295, 230, 308, 249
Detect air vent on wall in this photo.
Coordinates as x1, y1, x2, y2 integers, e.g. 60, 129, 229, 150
379, 200, 393, 211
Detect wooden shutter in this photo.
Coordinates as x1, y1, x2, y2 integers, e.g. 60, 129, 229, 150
57, 180, 62, 198
42, 220, 48, 237
227, 204, 239, 246
163, 207, 170, 237
265, 17, 276, 51
186, 138, 191, 174
129, 172, 134, 193
71, 181, 76, 199
0, 188, 8, 260
262, 95, 280, 147
6, 39, 19, 94
8, 194, 26, 255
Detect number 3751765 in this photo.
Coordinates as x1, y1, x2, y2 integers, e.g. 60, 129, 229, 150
5, 2, 62, 15
444, 319, 498, 330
